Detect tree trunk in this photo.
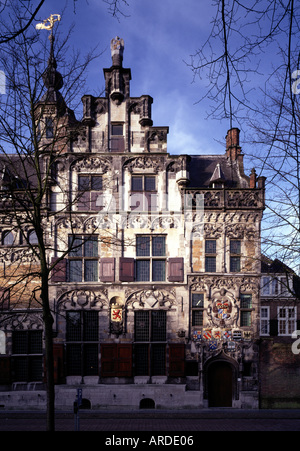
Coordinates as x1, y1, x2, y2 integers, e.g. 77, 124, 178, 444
41, 272, 55, 431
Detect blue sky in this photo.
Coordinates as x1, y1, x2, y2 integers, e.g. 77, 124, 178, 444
36, 0, 234, 158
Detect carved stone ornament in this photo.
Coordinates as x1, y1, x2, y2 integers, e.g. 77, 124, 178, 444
57, 289, 108, 311
0, 247, 39, 264
71, 157, 112, 173
123, 156, 165, 173
0, 311, 43, 331
126, 288, 176, 310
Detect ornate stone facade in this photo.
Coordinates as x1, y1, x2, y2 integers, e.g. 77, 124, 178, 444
0, 38, 265, 410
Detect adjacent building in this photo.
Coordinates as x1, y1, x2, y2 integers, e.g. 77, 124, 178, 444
259, 256, 300, 408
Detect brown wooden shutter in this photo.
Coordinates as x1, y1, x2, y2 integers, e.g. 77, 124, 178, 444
101, 344, 117, 377
51, 257, 67, 283
100, 258, 115, 282
168, 258, 184, 282
117, 344, 132, 377
119, 257, 135, 282
111, 137, 125, 152
169, 343, 185, 377
0, 288, 10, 310
0, 357, 11, 384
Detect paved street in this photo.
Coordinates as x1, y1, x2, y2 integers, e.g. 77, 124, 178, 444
0, 409, 300, 432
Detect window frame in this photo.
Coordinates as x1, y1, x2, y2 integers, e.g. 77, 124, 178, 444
77, 174, 103, 211
205, 239, 217, 273
230, 239, 241, 272
66, 310, 99, 377
134, 310, 167, 377
277, 306, 297, 336
191, 292, 204, 327
135, 235, 166, 282
68, 235, 99, 283
11, 330, 43, 382
130, 174, 157, 211
240, 294, 252, 327
260, 306, 270, 336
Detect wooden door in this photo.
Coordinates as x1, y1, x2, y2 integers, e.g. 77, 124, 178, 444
208, 361, 233, 407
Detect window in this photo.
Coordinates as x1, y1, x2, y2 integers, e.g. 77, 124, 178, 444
240, 294, 252, 327
111, 123, 124, 152
278, 307, 296, 336
130, 175, 157, 211
28, 230, 38, 245
66, 311, 99, 376
279, 276, 290, 295
112, 124, 123, 136
261, 276, 279, 296
134, 310, 167, 376
191, 293, 204, 326
77, 175, 103, 211
205, 240, 216, 272
45, 117, 54, 138
68, 235, 98, 282
230, 240, 241, 272
260, 307, 270, 336
12, 331, 43, 382
2, 231, 15, 246
136, 235, 166, 282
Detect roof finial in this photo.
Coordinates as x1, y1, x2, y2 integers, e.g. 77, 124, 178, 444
36, 15, 64, 104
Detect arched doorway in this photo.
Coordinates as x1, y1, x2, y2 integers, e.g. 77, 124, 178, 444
207, 361, 233, 407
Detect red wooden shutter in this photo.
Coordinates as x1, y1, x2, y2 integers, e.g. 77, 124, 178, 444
53, 344, 64, 384
117, 344, 132, 377
0, 357, 11, 384
101, 344, 117, 377
119, 257, 135, 282
51, 257, 67, 283
169, 343, 185, 377
100, 258, 115, 282
168, 258, 184, 282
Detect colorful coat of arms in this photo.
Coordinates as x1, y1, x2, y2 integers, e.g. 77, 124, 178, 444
203, 329, 212, 340
111, 306, 122, 322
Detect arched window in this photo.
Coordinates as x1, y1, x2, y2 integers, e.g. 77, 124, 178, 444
2, 231, 14, 246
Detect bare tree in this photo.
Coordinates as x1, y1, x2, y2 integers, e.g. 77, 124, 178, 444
0, 10, 101, 428
188, 0, 300, 276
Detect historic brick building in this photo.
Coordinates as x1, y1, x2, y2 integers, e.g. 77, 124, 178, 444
259, 257, 300, 408
0, 37, 267, 409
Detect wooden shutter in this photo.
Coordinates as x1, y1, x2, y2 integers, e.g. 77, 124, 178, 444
117, 344, 132, 377
0, 288, 10, 310
119, 257, 135, 282
101, 344, 117, 377
169, 343, 185, 377
168, 258, 184, 282
270, 319, 278, 336
100, 258, 115, 282
51, 257, 67, 283
0, 357, 11, 384
53, 344, 64, 384
111, 137, 125, 152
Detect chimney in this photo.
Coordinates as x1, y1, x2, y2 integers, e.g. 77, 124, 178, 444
226, 128, 241, 160
249, 168, 256, 188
